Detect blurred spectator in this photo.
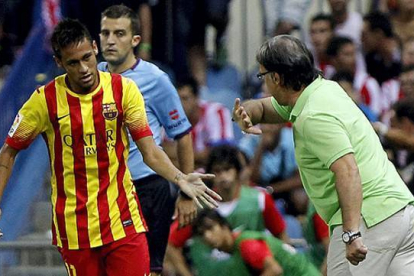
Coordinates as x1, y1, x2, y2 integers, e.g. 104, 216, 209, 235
373, 99, 414, 195
173, 77, 234, 168
239, 123, 306, 215
402, 36, 414, 65
261, 0, 312, 36
390, 0, 414, 44
400, 65, 414, 98
303, 202, 330, 276
308, 14, 335, 77
381, 38, 414, 117
362, 11, 401, 84
327, 0, 363, 45
193, 210, 321, 276
331, 71, 379, 122
165, 145, 288, 276
327, 36, 382, 116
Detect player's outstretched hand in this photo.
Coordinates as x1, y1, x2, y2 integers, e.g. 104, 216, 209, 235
178, 173, 221, 209
232, 98, 262, 135
346, 237, 368, 266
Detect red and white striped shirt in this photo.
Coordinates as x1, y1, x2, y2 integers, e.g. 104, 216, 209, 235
354, 70, 383, 116
191, 100, 234, 153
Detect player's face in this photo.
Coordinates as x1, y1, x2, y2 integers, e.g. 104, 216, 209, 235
211, 164, 238, 192
100, 16, 140, 66
310, 20, 333, 54
55, 38, 99, 94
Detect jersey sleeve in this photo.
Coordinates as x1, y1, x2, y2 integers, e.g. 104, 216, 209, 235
168, 220, 193, 248
271, 97, 291, 121
150, 74, 192, 139
6, 89, 48, 150
239, 239, 273, 270
122, 78, 153, 141
303, 114, 354, 168
262, 192, 286, 236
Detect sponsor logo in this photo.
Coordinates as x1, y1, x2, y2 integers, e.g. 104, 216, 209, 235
166, 118, 187, 130
56, 114, 70, 121
8, 113, 23, 137
62, 129, 116, 156
169, 109, 179, 120
102, 103, 118, 121
122, 219, 133, 227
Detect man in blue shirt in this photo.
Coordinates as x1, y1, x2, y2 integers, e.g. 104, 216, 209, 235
98, 5, 195, 275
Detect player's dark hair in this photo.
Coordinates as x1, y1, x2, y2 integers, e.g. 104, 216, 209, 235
101, 4, 141, 36
176, 77, 199, 97
311, 13, 335, 30
193, 209, 232, 236
206, 145, 243, 174
326, 36, 354, 57
51, 18, 93, 59
256, 35, 320, 91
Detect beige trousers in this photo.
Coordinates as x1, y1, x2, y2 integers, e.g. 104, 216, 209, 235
327, 204, 414, 276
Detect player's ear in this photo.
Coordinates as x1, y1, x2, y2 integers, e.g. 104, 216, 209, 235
132, 35, 141, 48
53, 56, 63, 68
92, 41, 99, 55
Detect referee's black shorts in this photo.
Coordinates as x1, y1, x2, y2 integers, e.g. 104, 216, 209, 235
133, 175, 178, 273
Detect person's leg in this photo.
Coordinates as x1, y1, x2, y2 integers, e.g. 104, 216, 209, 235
385, 205, 414, 276
58, 246, 105, 276
328, 208, 408, 276
104, 232, 150, 276
134, 176, 176, 275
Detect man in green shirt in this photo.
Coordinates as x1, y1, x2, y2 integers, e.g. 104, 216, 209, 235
232, 35, 414, 276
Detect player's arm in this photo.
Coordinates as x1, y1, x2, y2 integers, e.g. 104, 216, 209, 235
0, 144, 19, 204
330, 153, 367, 265
136, 136, 220, 208
232, 97, 285, 134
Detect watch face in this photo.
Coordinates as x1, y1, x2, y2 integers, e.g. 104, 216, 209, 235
342, 232, 350, 243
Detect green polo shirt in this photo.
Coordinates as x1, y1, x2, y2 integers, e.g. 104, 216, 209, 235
271, 76, 414, 230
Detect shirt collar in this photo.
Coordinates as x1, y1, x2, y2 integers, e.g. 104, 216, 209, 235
289, 76, 323, 122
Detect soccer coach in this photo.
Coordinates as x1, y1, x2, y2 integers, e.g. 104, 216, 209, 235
232, 35, 414, 276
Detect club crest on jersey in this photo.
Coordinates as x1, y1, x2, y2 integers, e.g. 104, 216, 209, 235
102, 103, 118, 121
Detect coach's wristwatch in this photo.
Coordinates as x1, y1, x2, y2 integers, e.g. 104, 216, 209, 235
342, 231, 361, 245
